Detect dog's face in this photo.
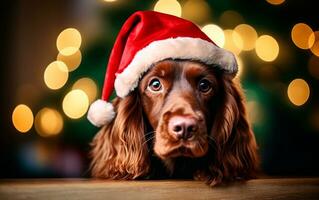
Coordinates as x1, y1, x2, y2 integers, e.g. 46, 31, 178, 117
139, 60, 219, 159
91, 59, 258, 184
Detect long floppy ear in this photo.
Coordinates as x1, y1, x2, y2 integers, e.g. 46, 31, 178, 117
90, 91, 150, 179
208, 75, 259, 186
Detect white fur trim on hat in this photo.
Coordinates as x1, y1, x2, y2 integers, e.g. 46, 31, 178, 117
87, 99, 115, 127
114, 37, 237, 98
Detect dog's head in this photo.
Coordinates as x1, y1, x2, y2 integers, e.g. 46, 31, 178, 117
90, 59, 258, 185
139, 60, 217, 159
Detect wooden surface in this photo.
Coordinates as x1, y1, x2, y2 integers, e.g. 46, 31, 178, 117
0, 178, 319, 200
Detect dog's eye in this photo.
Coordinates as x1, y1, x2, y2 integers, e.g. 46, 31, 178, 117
198, 79, 212, 93
148, 78, 162, 92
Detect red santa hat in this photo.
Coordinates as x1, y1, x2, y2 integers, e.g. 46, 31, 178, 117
87, 10, 237, 127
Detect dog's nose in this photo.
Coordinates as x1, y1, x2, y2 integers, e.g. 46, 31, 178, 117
168, 116, 198, 140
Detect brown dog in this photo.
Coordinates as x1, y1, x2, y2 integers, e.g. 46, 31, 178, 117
90, 59, 259, 186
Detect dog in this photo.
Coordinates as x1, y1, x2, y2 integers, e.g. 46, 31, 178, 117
90, 59, 259, 186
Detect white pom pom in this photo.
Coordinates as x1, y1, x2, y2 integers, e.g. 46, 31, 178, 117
87, 99, 115, 127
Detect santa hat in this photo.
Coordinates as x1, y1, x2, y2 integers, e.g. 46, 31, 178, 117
87, 10, 237, 127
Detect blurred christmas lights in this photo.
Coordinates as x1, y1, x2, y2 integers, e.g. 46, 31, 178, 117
12, 104, 34, 133
247, 101, 264, 125
201, 24, 225, 47
219, 10, 245, 29
62, 89, 89, 119
255, 35, 279, 62
72, 78, 98, 104
235, 55, 244, 78
223, 29, 243, 55
57, 50, 82, 72
291, 23, 314, 50
309, 31, 319, 57
234, 24, 258, 51
182, 0, 211, 25
266, 0, 285, 5
154, 0, 182, 17
56, 28, 82, 56
287, 78, 310, 106
35, 108, 63, 137
44, 61, 69, 90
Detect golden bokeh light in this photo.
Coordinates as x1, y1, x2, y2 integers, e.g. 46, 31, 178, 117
12, 104, 34, 133
219, 10, 245, 29
57, 50, 82, 72
103, 0, 117, 2
223, 29, 243, 55
247, 101, 264, 125
255, 35, 279, 62
309, 31, 319, 57
72, 78, 98, 103
234, 24, 258, 51
266, 0, 285, 5
235, 55, 244, 78
56, 28, 82, 56
291, 23, 314, 50
308, 55, 319, 79
154, 0, 182, 17
62, 89, 89, 119
182, 0, 211, 24
287, 78, 310, 106
35, 108, 63, 137
44, 61, 69, 90
201, 24, 225, 47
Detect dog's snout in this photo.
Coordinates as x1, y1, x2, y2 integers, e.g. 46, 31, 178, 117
168, 116, 198, 140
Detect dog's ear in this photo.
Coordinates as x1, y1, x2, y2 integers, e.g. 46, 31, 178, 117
90, 92, 150, 179
208, 76, 259, 186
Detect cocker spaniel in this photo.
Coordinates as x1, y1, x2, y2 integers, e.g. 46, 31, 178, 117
90, 59, 259, 186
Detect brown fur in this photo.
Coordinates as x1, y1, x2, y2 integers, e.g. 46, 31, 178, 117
90, 59, 259, 186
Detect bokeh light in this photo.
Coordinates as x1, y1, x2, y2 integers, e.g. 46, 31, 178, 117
266, 0, 285, 5
309, 31, 319, 57
56, 28, 82, 56
44, 61, 69, 90
103, 0, 117, 2
201, 24, 225, 47
62, 89, 89, 119
57, 50, 82, 72
219, 10, 245, 29
12, 104, 34, 133
308, 55, 319, 79
72, 78, 98, 103
234, 24, 258, 51
291, 23, 314, 50
235, 55, 244, 78
223, 29, 243, 55
247, 101, 264, 125
182, 0, 211, 24
154, 0, 182, 17
255, 35, 279, 62
287, 78, 310, 106
35, 108, 63, 137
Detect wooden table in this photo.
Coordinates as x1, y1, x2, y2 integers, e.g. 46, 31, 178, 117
1, 178, 319, 200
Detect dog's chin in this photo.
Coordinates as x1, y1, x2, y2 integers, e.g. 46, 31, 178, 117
154, 137, 209, 160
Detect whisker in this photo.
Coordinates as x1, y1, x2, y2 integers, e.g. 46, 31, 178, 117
142, 135, 155, 146
197, 141, 204, 153
144, 131, 156, 137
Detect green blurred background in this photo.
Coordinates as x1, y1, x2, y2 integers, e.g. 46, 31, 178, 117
1, 0, 319, 178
